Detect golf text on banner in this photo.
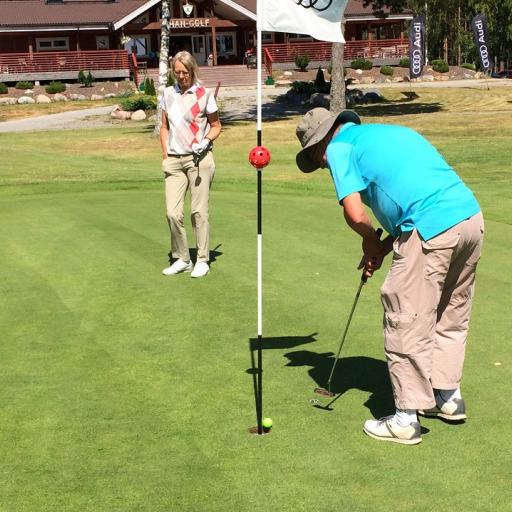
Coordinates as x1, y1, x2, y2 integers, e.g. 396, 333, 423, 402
408, 15, 425, 79
260, 0, 348, 43
472, 13, 492, 74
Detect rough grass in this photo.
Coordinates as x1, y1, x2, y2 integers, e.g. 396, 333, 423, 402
0, 87, 511, 511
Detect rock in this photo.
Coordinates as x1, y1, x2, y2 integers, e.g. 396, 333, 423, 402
148, 114, 157, 122
36, 94, 52, 103
422, 74, 434, 81
69, 94, 86, 101
309, 92, 330, 108
392, 77, 404, 82
104, 93, 117, 98
361, 76, 375, 84
436, 75, 449, 81
474, 71, 484, 79
18, 96, 35, 104
100, 87, 105, 92
53, 93, 68, 102
0, 97, 17, 105
24, 89, 34, 95
274, 79, 292, 87
91, 94, 104, 100
110, 105, 131, 120
283, 71, 293, 76
131, 109, 147, 121
355, 69, 363, 75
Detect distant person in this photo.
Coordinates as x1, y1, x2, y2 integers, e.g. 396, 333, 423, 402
296, 108, 484, 445
160, 51, 221, 278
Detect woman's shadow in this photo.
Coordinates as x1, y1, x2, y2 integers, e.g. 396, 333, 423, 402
284, 350, 395, 418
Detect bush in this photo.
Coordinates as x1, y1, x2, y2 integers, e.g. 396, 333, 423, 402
461, 63, 476, 70
431, 59, 449, 73
380, 65, 394, 76
314, 67, 326, 88
120, 95, 157, 112
83, 71, 95, 87
143, 77, 156, 96
294, 54, 310, 71
398, 57, 410, 68
15, 81, 34, 90
350, 59, 372, 70
291, 80, 316, 95
45, 81, 66, 94
77, 70, 86, 84
0, 82, 7, 94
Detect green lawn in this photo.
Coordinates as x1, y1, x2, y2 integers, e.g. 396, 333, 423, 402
1, 88, 511, 511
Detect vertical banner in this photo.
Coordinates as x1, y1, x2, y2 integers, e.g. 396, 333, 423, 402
472, 13, 492, 73
408, 15, 425, 79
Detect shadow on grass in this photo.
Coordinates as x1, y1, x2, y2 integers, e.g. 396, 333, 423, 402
167, 243, 223, 267
284, 350, 395, 418
357, 100, 443, 117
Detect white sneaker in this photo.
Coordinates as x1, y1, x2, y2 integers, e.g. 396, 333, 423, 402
191, 261, 209, 278
363, 415, 422, 445
162, 259, 193, 276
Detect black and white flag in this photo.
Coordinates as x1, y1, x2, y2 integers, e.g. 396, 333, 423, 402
260, 0, 348, 43
408, 15, 425, 79
472, 14, 492, 73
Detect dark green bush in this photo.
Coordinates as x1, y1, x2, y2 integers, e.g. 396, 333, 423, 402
350, 59, 372, 70
291, 80, 316, 95
431, 59, 449, 73
143, 77, 156, 96
294, 54, 310, 71
380, 65, 394, 76
398, 57, 410, 68
45, 81, 66, 94
0, 82, 7, 94
461, 63, 476, 70
15, 81, 34, 90
314, 67, 326, 88
77, 70, 86, 84
84, 71, 95, 87
120, 95, 157, 112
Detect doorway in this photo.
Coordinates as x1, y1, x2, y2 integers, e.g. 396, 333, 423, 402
192, 35, 206, 65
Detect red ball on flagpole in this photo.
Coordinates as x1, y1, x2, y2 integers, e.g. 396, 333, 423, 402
249, 146, 271, 169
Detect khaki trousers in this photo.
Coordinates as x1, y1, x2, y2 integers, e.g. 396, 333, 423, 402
163, 152, 215, 263
381, 212, 484, 410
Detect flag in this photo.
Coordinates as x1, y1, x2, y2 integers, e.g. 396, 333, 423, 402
472, 14, 492, 73
408, 15, 426, 79
259, 0, 348, 43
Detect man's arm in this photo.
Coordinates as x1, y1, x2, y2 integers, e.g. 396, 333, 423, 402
342, 192, 387, 277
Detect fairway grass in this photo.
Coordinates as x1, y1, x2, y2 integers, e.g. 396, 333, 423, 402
1, 87, 511, 511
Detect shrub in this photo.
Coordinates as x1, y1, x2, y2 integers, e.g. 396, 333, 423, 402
398, 57, 410, 68
143, 77, 156, 96
461, 63, 476, 70
15, 80, 34, 90
380, 65, 394, 76
431, 59, 449, 73
350, 59, 372, 70
294, 54, 310, 71
314, 67, 326, 88
0, 82, 7, 94
45, 81, 66, 94
120, 95, 157, 112
291, 80, 316, 95
84, 71, 95, 87
77, 70, 86, 84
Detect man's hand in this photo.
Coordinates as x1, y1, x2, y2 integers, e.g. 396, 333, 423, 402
191, 138, 211, 158
358, 229, 384, 279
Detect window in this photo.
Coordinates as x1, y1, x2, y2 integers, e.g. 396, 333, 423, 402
36, 37, 69, 51
215, 32, 236, 56
288, 33, 313, 41
96, 36, 109, 50
261, 32, 275, 43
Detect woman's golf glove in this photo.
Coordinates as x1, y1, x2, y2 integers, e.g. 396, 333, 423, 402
192, 138, 211, 158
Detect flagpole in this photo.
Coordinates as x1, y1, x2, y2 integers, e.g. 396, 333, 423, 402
256, 0, 263, 436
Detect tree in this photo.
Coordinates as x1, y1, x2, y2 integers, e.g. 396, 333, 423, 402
154, 0, 171, 136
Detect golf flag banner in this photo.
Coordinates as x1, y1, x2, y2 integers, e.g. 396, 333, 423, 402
408, 15, 425, 79
260, 0, 348, 43
472, 13, 492, 73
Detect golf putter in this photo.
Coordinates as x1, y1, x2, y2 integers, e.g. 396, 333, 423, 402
311, 228, 383, 407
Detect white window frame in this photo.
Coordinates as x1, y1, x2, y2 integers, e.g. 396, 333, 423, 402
96, 35, 110, 50
216, 31, 237, 57
36, 37, 69, 52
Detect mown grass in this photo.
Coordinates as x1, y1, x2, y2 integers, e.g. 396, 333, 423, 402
0, 87, 511, 511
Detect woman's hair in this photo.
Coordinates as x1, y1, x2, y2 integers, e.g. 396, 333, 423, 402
170, 51, 201, 85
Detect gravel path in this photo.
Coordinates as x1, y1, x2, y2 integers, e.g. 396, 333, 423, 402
1, 79, 510, 133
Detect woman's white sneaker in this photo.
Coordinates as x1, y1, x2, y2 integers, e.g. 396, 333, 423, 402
162, 259, 193, 275
363, 415, 422, 445
191, 261, 209, 278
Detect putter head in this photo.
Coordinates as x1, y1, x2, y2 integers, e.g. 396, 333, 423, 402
314, 387, 335, 397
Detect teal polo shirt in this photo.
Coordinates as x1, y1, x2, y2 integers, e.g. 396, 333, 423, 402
326, 123, 481, 240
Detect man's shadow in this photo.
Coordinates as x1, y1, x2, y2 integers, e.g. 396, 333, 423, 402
284, 350, 395, 418
167, 243, 223, 266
